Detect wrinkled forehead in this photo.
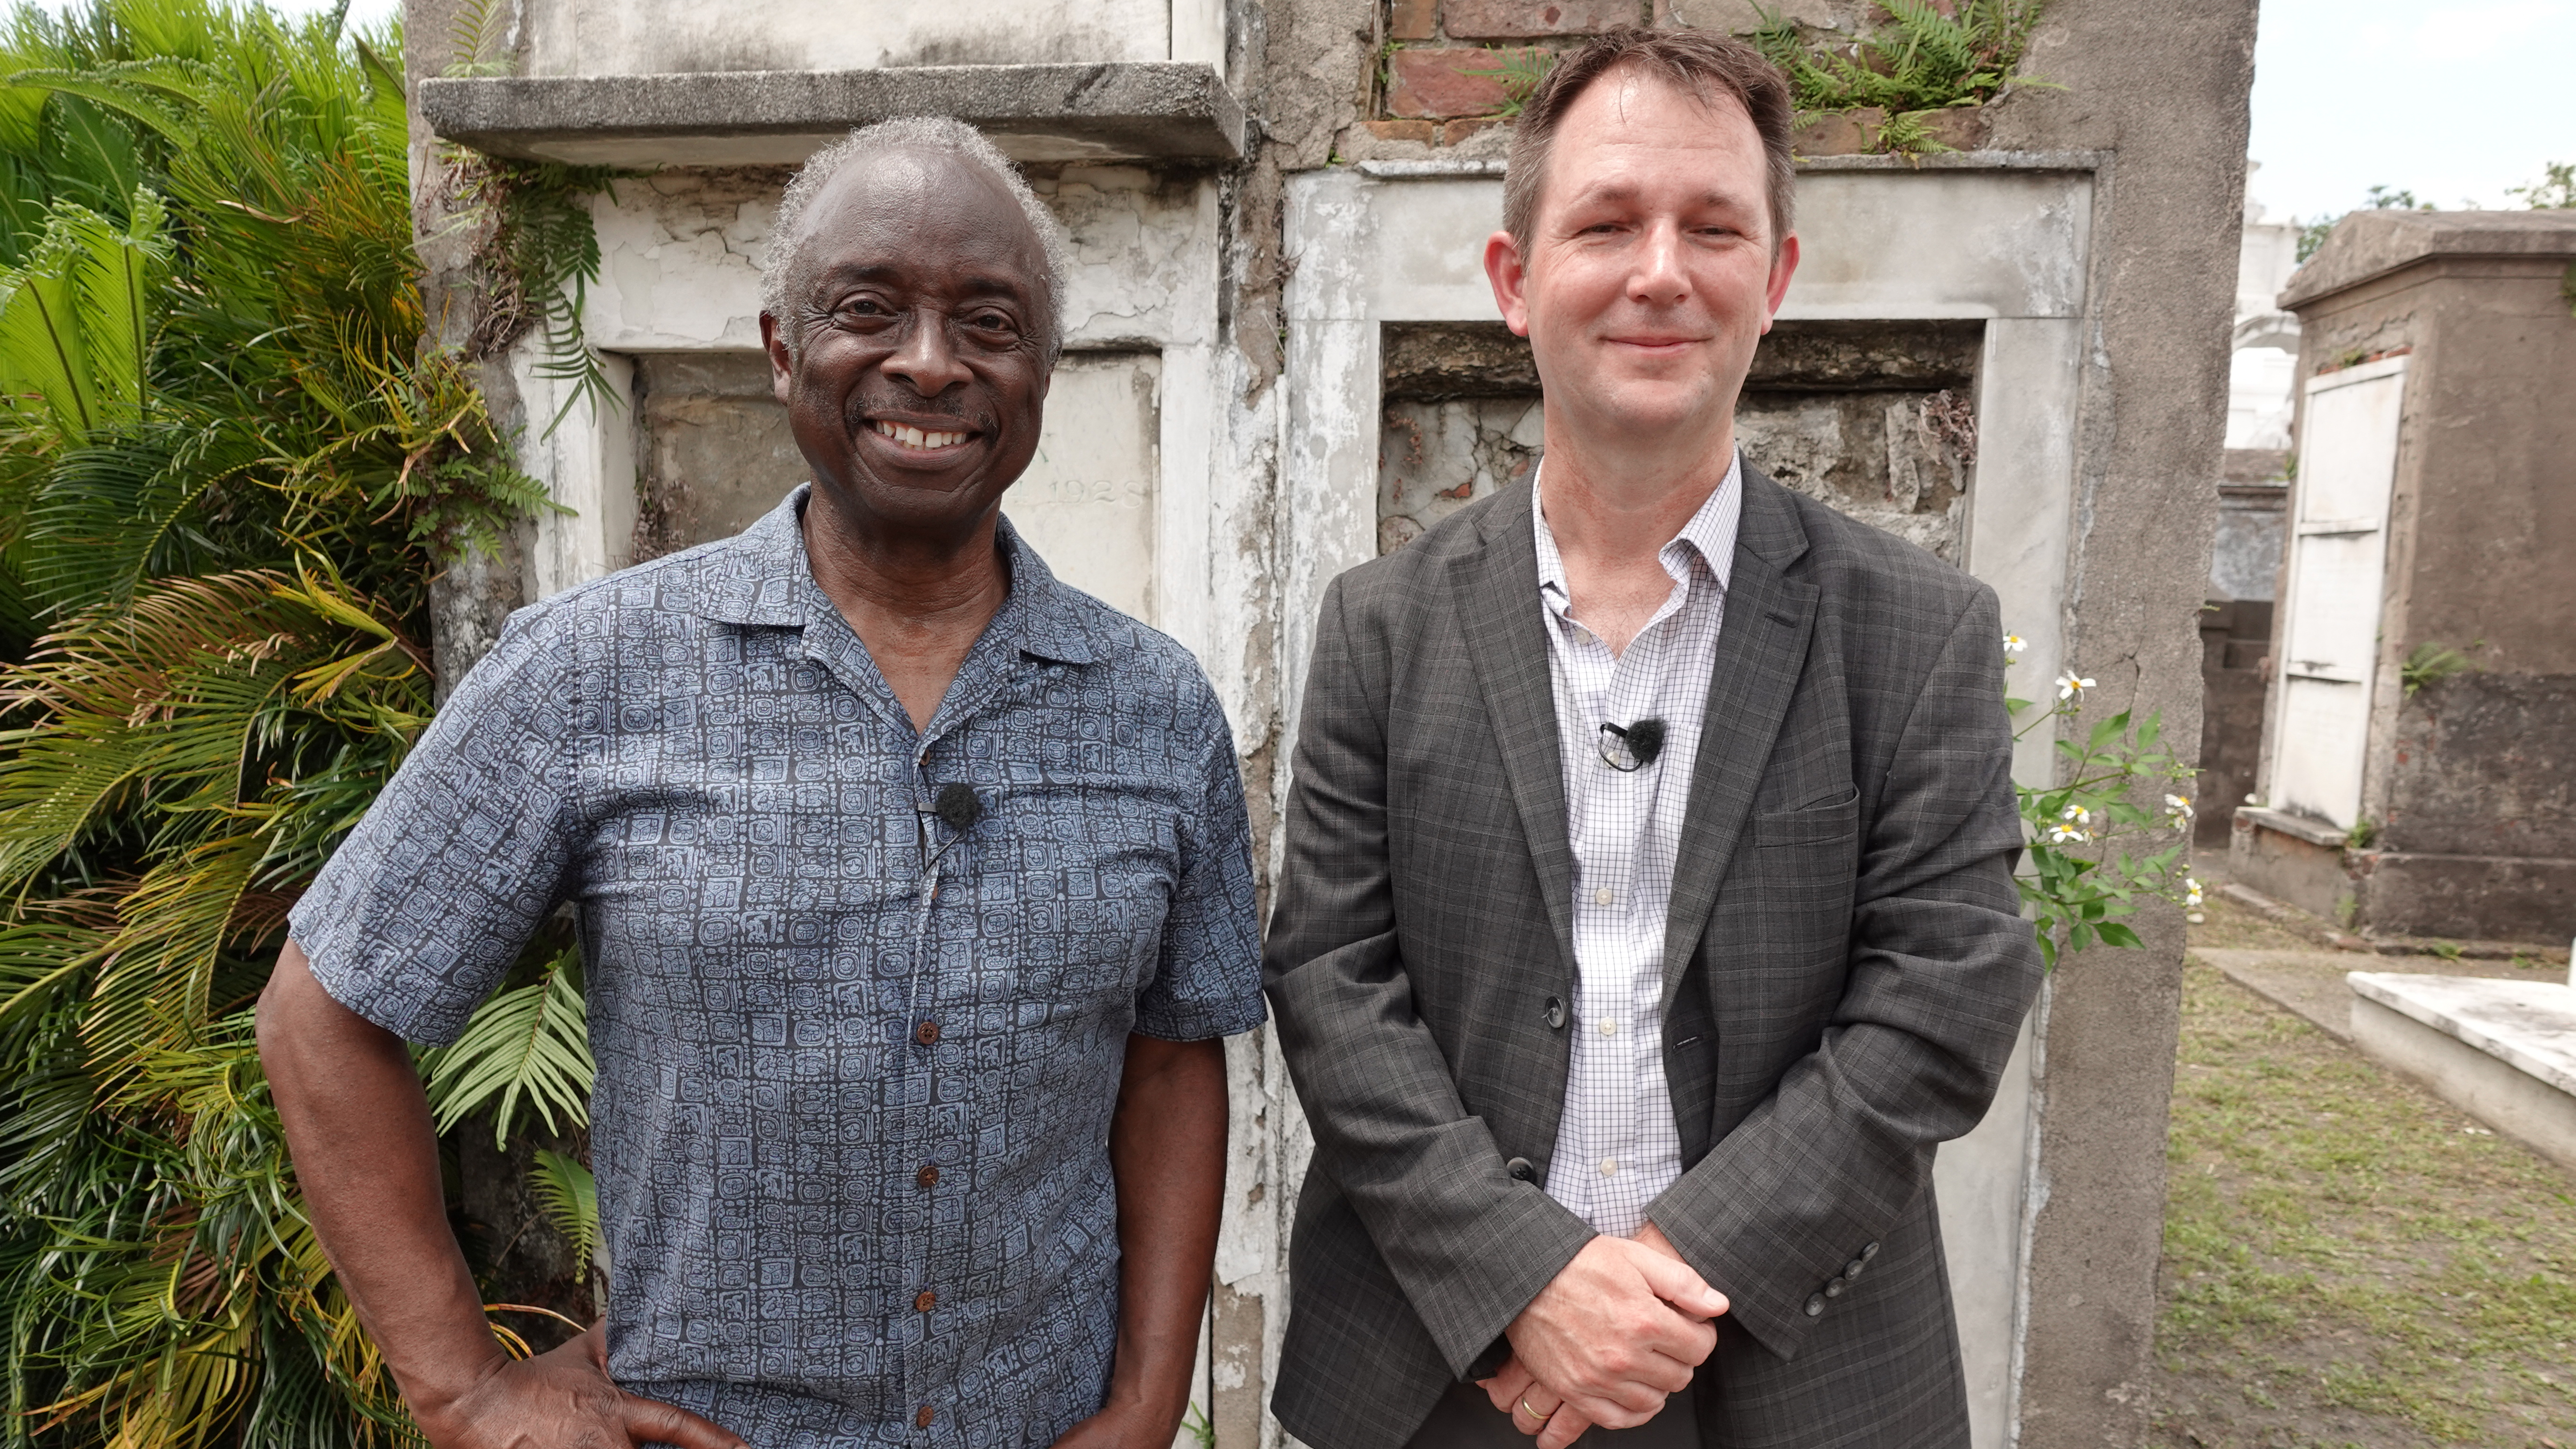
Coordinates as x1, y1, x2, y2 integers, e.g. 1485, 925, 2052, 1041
786, 148, 1050, 304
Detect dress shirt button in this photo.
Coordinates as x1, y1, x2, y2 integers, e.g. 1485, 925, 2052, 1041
915, 1290, 937, 1312
914, 1019, 941, 1046
1506, 1157, 1538, 1182
1598, 1157, 1619, 1177
1593, 887, 1613, 906
917, 1164, 941, 1189
916, 1406, 936, 1428
1599, 1020, 1618, 1037
1804, 1293, 1826, 1317
1543, 996, 1567, 1030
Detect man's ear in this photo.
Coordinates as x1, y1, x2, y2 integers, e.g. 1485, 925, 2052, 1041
1759, 232, 1801, 336
1483, 230, 1532, 338
760, 312, 795, 405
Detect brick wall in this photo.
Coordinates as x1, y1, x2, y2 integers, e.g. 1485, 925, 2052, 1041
1368, 0, 1985, 154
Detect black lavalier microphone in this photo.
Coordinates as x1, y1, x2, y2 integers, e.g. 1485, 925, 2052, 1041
1599, 717, 1666, 771
934, 782, 983, 832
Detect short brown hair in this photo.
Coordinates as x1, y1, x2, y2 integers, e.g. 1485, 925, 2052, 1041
1501, 27, 1797, 259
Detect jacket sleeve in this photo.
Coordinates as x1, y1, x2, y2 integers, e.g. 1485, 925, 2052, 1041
1263, 573, 1595, 1380
1647, 586, 2044, 1360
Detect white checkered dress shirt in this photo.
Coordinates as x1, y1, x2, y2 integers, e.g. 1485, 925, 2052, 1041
1530, 452, 1742, 1236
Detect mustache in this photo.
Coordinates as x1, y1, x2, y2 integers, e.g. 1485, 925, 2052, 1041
841, 392, 986, 432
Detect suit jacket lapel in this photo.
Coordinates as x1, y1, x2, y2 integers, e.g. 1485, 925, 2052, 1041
1450, 486, 1579, 979
1661, 466, 1819, 1010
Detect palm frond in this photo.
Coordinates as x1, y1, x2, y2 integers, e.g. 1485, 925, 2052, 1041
528, 1149, 597, 1274
419, 947, 593, 1150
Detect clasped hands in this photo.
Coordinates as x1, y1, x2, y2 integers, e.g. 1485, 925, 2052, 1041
1477, 1223, 1727, 1449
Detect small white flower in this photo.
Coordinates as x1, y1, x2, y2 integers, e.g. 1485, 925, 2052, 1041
2046, 821, 2090, 845
2165, 793, 2195, 830
2061, 804, 2092, 825
2055, 672, 2096, 700
2184, 877, 2204, 907
2003, 633, 2029, 657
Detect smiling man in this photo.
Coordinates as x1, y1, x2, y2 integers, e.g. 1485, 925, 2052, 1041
257, 117, 1263, 1449
1264, 30, 2044, 1449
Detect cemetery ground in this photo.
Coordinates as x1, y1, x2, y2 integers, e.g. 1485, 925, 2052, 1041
2150, 885, 2576, 1447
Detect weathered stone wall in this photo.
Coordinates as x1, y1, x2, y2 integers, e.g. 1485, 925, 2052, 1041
1375, 321, 1978, 559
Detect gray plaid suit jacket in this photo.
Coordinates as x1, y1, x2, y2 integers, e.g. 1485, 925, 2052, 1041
1264, 462, 2044, 1449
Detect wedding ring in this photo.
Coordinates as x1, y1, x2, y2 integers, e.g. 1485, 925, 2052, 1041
1519, 1394, 1554, 1425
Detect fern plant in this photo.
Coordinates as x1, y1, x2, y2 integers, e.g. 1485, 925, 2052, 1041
0, 2, 596, 1443
1753, 0, 2054, 156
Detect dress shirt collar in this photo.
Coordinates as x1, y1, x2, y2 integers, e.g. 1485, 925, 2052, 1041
676, 483, 1094, 665
1531, 449, 1745, 604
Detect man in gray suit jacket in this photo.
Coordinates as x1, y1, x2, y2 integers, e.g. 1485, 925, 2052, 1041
1264, 28, 2045, 1449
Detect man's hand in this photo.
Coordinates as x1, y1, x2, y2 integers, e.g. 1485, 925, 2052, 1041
413, 1323, 742, 1449
1494, 1227, 1726, 1447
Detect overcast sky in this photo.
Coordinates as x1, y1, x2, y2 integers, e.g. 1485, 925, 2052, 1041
2247, 0, 2574, 221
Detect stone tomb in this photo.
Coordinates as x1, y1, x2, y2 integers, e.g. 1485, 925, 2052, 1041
2348, 971, 2576, 1174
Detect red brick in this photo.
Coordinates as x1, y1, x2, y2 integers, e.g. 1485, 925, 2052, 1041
1920, 105, 1988, 152
1790, 107, 1876, 156
1444, 0, 1639, 37
1365, 117, 1440, 143
1385, 47, 1520, 119
1390, 0, 1440, 40
1441, 117, 1503, 145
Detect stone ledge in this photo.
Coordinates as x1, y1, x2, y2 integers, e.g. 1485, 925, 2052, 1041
419, 63, 1248, 168
2282, 208, 2576, 311
2349, 973, 2576, 1096
2348, 973, 2576, 1173
2237, 804, 2346, 849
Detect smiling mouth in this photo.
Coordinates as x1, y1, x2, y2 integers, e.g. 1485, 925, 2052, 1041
871, 419, 974, 451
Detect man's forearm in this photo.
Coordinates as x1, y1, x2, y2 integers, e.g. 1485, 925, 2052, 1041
1099, 1034, 1227, 1440
258, 942, 508, 1413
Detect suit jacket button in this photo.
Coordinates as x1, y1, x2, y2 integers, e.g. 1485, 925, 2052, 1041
1824, 1279, 1845, 1298
1544, 997, 1567, 1030
1804, 1293, 1825, 1317
1506, 1157, 1538, 1182
1844, 1256, 1866, 1280
1862, 1241, 1880, 1261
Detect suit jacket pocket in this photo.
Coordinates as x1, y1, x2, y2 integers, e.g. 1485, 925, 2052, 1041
1753, 785, 1860, 846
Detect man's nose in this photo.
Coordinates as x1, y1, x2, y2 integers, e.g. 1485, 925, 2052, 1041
1628, 219, 1691, 306
881, 307, 973, 395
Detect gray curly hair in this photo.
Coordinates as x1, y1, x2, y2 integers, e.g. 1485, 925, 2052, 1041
761, 116, 1074, 360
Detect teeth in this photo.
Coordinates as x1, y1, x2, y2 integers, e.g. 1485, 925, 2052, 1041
874, 421, 968, 450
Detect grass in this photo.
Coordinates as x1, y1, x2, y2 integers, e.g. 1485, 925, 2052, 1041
2154, 903, 2576, 1447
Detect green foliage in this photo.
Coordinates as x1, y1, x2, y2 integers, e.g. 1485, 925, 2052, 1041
1753, 0, 2054, 156
2508, 160, 2575, 210
527, 1149, 597, 1278
2004, 645, 2196, 969
419, 945, 593, 1151
1463, 45, 1556, 118
0, 2, 592, 1444
2399, 639, 2480, 698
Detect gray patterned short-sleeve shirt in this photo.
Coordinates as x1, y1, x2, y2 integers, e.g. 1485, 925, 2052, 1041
290, 485, 1265, 1448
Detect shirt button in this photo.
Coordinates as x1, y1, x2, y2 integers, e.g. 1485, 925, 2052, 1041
1598, 1157, 1619, 1177
915, 1289, 937, 1312
917, 1164, 941, 1189
914, 1020, 941, 1046
1599, 1020, 1618, 1037
1593, 887, 1613, 906
916, 1406, 936, 1428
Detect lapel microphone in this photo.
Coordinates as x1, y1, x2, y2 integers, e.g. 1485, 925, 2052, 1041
1601, 717, 1666, 770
